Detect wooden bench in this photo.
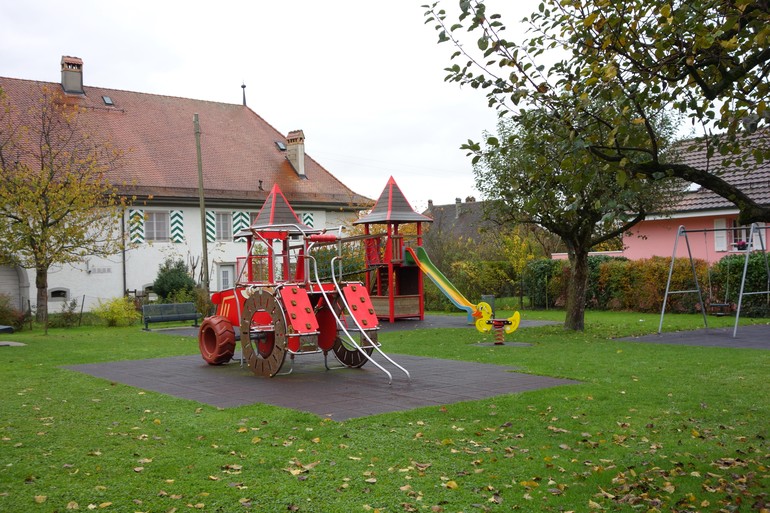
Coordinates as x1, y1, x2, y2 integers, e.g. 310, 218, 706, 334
142, 302, 201, 330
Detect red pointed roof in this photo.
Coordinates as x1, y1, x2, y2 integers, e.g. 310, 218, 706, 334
248, 184, 315, 234
355, 176, 433, 224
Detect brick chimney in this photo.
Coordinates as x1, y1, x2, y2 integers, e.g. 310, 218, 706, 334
455, 197, 462, 219
286, 130, 306, 177
61, 56, 84, 94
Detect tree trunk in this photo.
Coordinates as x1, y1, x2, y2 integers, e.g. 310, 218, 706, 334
564, 248, 589, 331
35, 266, 48, 325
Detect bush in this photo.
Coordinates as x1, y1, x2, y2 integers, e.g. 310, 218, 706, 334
712, 252, 770, 317
523, 259, 565, 308
93, 296, 141, 327
153, 258, 196, 302
195, 287, 215, 317
0, 293, 28, 331
48, 298, 80, 328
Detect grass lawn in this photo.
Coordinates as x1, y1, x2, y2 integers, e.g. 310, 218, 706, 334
0, 311, 768, 512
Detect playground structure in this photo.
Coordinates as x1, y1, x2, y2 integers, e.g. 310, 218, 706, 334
197, 179, 522, 380
659, 223, 770, 337
197, 184, 409, 383
355, 177, 520, 342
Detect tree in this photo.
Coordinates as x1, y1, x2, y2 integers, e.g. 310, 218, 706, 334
0, 86, 125, 324
423, 0, 770, 224
152, 258, 196, 301
474, 112, 677, 330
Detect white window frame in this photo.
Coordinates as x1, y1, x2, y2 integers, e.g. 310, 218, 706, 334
145, 211, 170, 242
215, 212, 233, 241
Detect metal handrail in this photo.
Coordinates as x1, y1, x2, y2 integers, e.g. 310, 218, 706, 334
306, 253, 394, 384
330, 256, 411, 381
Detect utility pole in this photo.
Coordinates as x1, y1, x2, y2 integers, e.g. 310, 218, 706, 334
194, 113, 210, 292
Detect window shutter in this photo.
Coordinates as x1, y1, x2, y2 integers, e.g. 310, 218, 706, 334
714, 219, 727, 251
233, 211, 250, 242
170, 210, 184, 243
301, 212, 314, 228
128, 209, 145, 243
205, 211, 216, 243
752, 223, 766, 250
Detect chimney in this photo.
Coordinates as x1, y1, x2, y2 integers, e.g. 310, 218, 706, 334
286, 130, 306, 177
60, 56, 84, 94
427, 199, 433, 212
455, 197, 462, 219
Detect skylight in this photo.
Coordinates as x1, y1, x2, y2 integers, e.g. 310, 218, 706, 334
102, 96, 114, 106
275, 141, 286, 151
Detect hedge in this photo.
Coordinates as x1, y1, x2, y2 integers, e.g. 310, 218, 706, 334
523, 254, 769, 314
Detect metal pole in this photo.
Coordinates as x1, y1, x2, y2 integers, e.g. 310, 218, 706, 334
194, 114, 210, 292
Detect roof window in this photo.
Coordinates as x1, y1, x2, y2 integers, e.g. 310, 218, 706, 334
102, 96, 114, 106
275, 141, 286, 151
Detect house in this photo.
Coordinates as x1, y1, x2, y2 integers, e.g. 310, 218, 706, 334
622, 136, 770, 262
0, 56, 370, 312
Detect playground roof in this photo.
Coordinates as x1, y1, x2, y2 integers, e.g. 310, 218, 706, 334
238, 184, 315, 235
355, 176, 433, 225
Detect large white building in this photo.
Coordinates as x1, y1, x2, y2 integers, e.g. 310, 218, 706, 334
0, 56, 370, 312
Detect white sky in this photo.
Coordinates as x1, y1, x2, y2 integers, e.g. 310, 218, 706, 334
1, 0, 538, 211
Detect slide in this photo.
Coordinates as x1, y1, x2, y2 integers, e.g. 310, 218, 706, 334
405, 246, 478, 323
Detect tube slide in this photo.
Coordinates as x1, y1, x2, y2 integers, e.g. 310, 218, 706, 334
405, 246, 478, 323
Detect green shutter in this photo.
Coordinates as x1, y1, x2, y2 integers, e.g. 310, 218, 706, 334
170, 210, 184, 243
205, 210, 216, 243
302, 212, 314, 228
233, 211, 249, 242
128, 209, 144, 243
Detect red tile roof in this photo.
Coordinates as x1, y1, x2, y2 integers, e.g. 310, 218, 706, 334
669, 132, 770, 213
0, 76, 371, 209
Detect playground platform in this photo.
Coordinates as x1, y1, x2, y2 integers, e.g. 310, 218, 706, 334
64, 316, 572, 420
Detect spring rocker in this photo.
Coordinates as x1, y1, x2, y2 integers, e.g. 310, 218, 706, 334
473, 302, 521, 344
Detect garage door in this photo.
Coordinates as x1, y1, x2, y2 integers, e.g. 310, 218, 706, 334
0, 266, 22, 309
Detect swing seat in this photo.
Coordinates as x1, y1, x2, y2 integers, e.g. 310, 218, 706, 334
708, 302, 731, 316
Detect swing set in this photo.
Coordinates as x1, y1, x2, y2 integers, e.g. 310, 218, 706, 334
659, 223, 770, 338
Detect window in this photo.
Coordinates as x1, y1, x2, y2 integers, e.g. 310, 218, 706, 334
216, 212, 232, 241
145, 212, 170, 241
732, 220, 766, 250
50, 288, 69, 300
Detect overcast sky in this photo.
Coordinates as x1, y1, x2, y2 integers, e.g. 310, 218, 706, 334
1, 0, 538, 211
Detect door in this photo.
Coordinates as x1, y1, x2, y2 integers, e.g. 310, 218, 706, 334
218, 264, 236, 290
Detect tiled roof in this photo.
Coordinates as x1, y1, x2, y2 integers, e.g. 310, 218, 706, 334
422, 199, 495, 242
668, 132, 770, 213
355, 176, 433, 224
0, 76, 370, 209
249, 184, 314, 233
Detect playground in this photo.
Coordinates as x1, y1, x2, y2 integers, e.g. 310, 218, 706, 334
195, 177, 522, 385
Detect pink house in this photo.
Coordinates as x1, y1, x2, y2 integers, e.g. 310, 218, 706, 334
623, 138, 769, 262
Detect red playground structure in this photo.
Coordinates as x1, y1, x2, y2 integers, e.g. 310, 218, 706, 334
354, 177, 434, 323
197, 178, 520, 381
197, 184, 410, 383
